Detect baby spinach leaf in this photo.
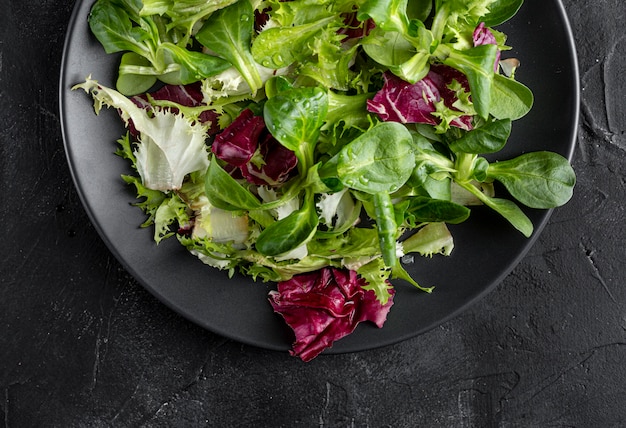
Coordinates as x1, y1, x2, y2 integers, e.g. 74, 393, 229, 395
359, 0, 435, 84
264, 76, 293, 99
404, 132, 455, 198
457, 181, 533, 237
195, 0, 263, 94
408, 166, 452, 200
115, 44, 231, 91
205, 157, 262, 211
481, 197, 533, 237
406, 0, 433, 22
159, 43, 232, 84
487, 151, 576, 208
336, 122, 415, 194
255, 194, 319, 257
439, 44, 498, 119
404, 196, 471, 225
88, 0, 152, 58
362, 29, 414, 69
449, 119, 511, 154
489, 74, 534, 120
363, 29, 430, 84
358, 0, 410, 34
263, 87, 328, 169
116, 0, 142, 16
480, 0, 524, 27
116, 52, 157, 95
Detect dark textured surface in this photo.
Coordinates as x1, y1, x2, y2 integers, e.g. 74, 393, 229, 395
1, 0, 624, 426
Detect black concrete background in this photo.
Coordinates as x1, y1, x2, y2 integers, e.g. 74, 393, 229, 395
2, 0, 625, 426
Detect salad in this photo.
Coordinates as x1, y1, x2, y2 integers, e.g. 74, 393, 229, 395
74, 0, 576, 361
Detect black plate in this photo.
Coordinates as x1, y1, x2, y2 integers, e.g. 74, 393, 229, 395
59, 0, 579, 353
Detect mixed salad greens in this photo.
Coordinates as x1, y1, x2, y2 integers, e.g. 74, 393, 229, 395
75, 0, 576, 361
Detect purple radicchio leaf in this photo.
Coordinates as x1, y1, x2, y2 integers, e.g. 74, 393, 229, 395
473, 22, 501, 72
211, 108, 265, 167
128, 82, 220, 136
367, 72, 439, 125
241, 133, 298, 186
212, 109, 298, 186
430, 64, 474, 130
268, 267, 395, 362
367, 66, 474, 131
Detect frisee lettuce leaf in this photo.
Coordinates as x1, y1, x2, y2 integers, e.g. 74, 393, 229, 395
74, 77, 210, 191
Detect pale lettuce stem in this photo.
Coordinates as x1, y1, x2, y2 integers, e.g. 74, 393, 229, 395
430, 3, 450, 43
454, 152, 477, 182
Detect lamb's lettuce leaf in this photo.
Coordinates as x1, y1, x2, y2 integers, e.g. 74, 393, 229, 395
195, 0, 263, 95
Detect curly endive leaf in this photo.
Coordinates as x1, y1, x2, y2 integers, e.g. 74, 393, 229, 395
73, 77, 210, 191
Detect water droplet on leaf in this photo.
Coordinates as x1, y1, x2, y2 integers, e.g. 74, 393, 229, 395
272, 54, 283, 66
